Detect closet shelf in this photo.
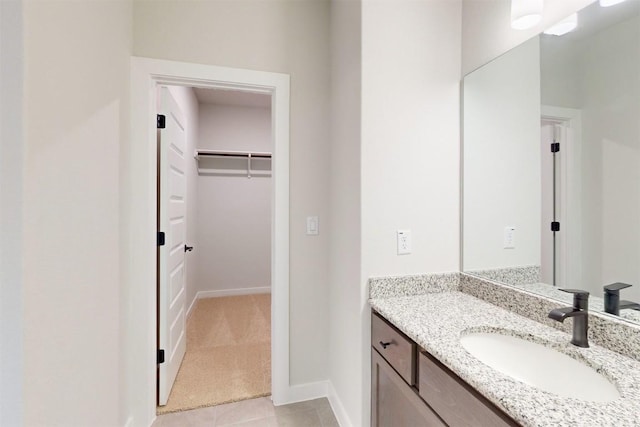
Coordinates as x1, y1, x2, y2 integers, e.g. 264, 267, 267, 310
194, 149, 272, 178
194, 149, 272, 160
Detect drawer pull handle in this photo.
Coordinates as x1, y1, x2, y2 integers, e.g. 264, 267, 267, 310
379, 341, 393, 349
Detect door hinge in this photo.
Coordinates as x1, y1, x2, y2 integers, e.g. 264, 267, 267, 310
157, 231, 165, 246
157, 114, 166, 129
551, 221, 560, 232
551, 142, 560, 153
157, 349, 165, 364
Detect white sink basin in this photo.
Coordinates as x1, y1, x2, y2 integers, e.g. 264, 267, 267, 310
460, 332, 620, 402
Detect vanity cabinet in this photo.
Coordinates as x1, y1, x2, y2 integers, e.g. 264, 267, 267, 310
371, 312, 445, 426
371, 311, 519, 427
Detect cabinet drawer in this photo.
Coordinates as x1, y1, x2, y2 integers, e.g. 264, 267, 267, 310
371, 312, 415, 385
418, 351, 519, 427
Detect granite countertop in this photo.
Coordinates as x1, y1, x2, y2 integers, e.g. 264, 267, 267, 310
370, 291, 640, 427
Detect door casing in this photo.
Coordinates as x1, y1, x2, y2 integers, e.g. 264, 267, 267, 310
128, 57, 290, 426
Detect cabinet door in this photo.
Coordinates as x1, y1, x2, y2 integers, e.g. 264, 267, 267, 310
418, 351, 519, 427
372, 348, 445, 427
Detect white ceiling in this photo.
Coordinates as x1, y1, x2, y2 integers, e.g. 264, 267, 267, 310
193, 87, 271, 108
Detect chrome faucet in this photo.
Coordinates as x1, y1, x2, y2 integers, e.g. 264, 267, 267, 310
548, 289, 589, 348
604, 282, 640, 315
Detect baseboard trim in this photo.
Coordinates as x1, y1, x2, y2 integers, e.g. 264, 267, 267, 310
186, 294, 198, 319
276, 380, 328, 405
328, 381, 352, 427
186, 286, 272, 319
197, 287, 271, 299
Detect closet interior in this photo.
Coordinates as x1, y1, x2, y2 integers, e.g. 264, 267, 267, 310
158, 85, 273, 414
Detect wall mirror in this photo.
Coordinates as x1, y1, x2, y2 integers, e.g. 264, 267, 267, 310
462, 0, 640, 324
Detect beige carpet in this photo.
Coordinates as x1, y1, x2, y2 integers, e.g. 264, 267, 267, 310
158, 294, 271, 414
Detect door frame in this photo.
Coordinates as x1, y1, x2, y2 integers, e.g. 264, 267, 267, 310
541, 105, 582, 288
128, 57, 290, 425
0, 1, 24, 425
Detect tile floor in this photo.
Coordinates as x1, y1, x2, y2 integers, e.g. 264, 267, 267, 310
152, 396, 339, 427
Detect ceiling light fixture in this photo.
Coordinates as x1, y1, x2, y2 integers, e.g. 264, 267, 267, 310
511, 0, 544, 30
543, 13, 578, 36
599, 0, 627, 7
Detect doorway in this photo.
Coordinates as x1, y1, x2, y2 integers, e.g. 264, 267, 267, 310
156, 84, 274, 412
540, 106, 582, 288
128, 58, 291, 425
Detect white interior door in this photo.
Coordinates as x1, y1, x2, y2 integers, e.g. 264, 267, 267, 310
540, 120, 556, 285
541, 118, 574, 288
158, 86, 187, 406
542, 106, 583, 290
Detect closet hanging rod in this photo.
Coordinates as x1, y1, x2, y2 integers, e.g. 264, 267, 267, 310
194, 149, 272, 160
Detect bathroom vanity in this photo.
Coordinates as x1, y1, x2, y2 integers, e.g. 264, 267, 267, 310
371, 311, 517, 426
372, 3, 640, 423
369, 274, 640, 427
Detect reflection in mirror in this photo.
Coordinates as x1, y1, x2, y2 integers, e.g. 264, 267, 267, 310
463, 0, 640, 324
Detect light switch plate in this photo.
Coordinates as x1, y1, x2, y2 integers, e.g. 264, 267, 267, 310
306, 216, 319, 235
397, 230, 411, 255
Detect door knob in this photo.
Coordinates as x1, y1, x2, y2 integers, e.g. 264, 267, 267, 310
184, 245, 194, 252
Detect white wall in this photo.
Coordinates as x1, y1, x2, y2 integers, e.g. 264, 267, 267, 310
362, 0, 462, 280
134, 0, 331, 389
167, 86, 200, 313
541, 36, 582, 108
360, 0, 462, 425
195, 104, 271, 296
0, 1, 24, 425
462, 0, 595, 75
23, 1, 132, 425
328, 0, 362, 425
463, 37, 541, 270
199, 104, 271, 153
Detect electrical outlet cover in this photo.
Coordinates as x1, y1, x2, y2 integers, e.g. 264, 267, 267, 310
504, 226, 515, 249
397, 230, 411, 255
